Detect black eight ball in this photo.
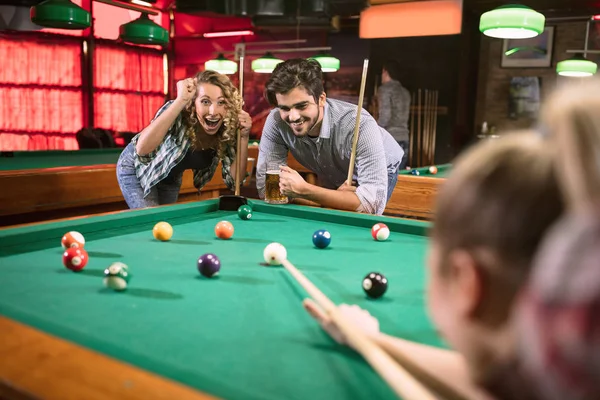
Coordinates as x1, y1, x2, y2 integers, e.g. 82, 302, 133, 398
362, 272, 388, 298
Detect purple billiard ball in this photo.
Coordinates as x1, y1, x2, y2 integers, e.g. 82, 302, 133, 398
197, 253, 221, 278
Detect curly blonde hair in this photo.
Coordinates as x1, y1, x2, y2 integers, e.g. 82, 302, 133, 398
180, 70, 242, 158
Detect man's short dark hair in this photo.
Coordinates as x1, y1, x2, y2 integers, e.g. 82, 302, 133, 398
264, 58, 324, 107
382, 59, 401, 82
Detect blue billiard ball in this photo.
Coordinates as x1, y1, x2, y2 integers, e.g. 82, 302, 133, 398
312, 229, 331, 249
197, 253, 221, 278
411, 169, 420, 176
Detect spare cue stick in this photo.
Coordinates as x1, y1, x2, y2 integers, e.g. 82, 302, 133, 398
431, 90, 439, 164
409, 92, 415, 167
424, 90, 430, 166
427, 90, 433, 165
235, 56, 245, 196
347, 58, 369, 185
417, 89, 422, 167
281, 259, 439, 400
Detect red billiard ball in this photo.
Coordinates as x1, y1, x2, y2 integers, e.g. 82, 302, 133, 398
61, 231, 85, 249
62, 247, 88, 272
371, 223, 390, 241
215, 221, 234, 240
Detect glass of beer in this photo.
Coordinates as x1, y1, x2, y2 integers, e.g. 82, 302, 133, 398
265, 161, 288, 204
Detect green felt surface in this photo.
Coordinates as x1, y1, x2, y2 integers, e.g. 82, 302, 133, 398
399, 163, 452, 178
0, 149, 123, 170
0, 200, 441, 400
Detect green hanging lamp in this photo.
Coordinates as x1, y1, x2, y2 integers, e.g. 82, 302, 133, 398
251, 53, 283, 73
309, 53, 340, 72
205, 54, 238, 75
119, 13, 169, 46
479, 4, 545, 39
30, 0, 90, 30
556, 53, 597, 77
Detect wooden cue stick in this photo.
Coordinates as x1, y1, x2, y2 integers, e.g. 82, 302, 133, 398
427, 90, 433, 165
423, 90, 430, 166
235, 56, 245, 196
281, 259, 438, 400
417, 89, 422, 167
409, 92, 415, 167
430, 91, 436, 164
431, 91, 439, 164
346, 58, 369, 185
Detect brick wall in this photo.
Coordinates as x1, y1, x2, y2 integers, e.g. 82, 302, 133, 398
474, 21, 587, 134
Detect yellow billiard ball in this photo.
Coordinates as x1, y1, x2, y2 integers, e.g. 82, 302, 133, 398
153, 222, 173, 241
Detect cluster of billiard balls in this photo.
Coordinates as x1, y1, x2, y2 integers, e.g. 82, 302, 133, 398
409, 166, 438, 176
310, 223, 390, 298
311, 223, 390, 249
61, 231, 130, 291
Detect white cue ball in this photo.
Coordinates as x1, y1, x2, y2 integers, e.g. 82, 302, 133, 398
263, 242, 287, 266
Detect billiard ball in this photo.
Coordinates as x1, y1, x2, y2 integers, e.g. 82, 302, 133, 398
411, 169, 420, 176
215, 221, 234, 239
61, 231, 85, 249
371, 223, 390, 241
103, 262, 130, 291
429, 166, 438, 174
237, 205, 253, 220
62, 247, 88, 272
197, 253, 221, 278
362, 272, 388, 298
312, 229, 331, 249
153, 222, 173, 241
263, 242, 287, 265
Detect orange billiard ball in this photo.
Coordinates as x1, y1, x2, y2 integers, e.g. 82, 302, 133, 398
429, 166, 438, 175
153, 222, 173, 241
61, 231, 85, 249
215, 221, 234, 240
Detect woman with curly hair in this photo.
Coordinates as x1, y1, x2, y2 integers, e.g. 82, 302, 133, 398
117, 70, 252, 209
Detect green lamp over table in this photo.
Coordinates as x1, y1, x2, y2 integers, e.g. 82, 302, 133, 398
309, 53, 340, 72
251, 53, 283, 73
557, 53, 598, 77
480, 4, 545, 39
119, 13, 168, 46
30, 0, 90, 29
205, 54, 238, 75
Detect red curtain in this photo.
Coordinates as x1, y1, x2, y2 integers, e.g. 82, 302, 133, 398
0, 37, 82, 151
94, 44, 164, 133
0, 37, 165, 151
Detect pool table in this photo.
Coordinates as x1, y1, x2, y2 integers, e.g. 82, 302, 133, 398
0, 199, 443, 400
385, 164, 451, 220
0, 145, 312, 225
0, 149, 233, 224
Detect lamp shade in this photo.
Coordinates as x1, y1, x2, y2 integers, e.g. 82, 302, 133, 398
30, 0, 90, 29
119, 13, 168, 45
205, 54, 238, 74
251, 53, 283, 73
480, 4, 545, 39
309, 54, 340, 72
557, 54, 598, 77
360, 1, 463, 38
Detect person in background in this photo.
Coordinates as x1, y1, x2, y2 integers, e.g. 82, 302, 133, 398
377, 59, 411, 169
